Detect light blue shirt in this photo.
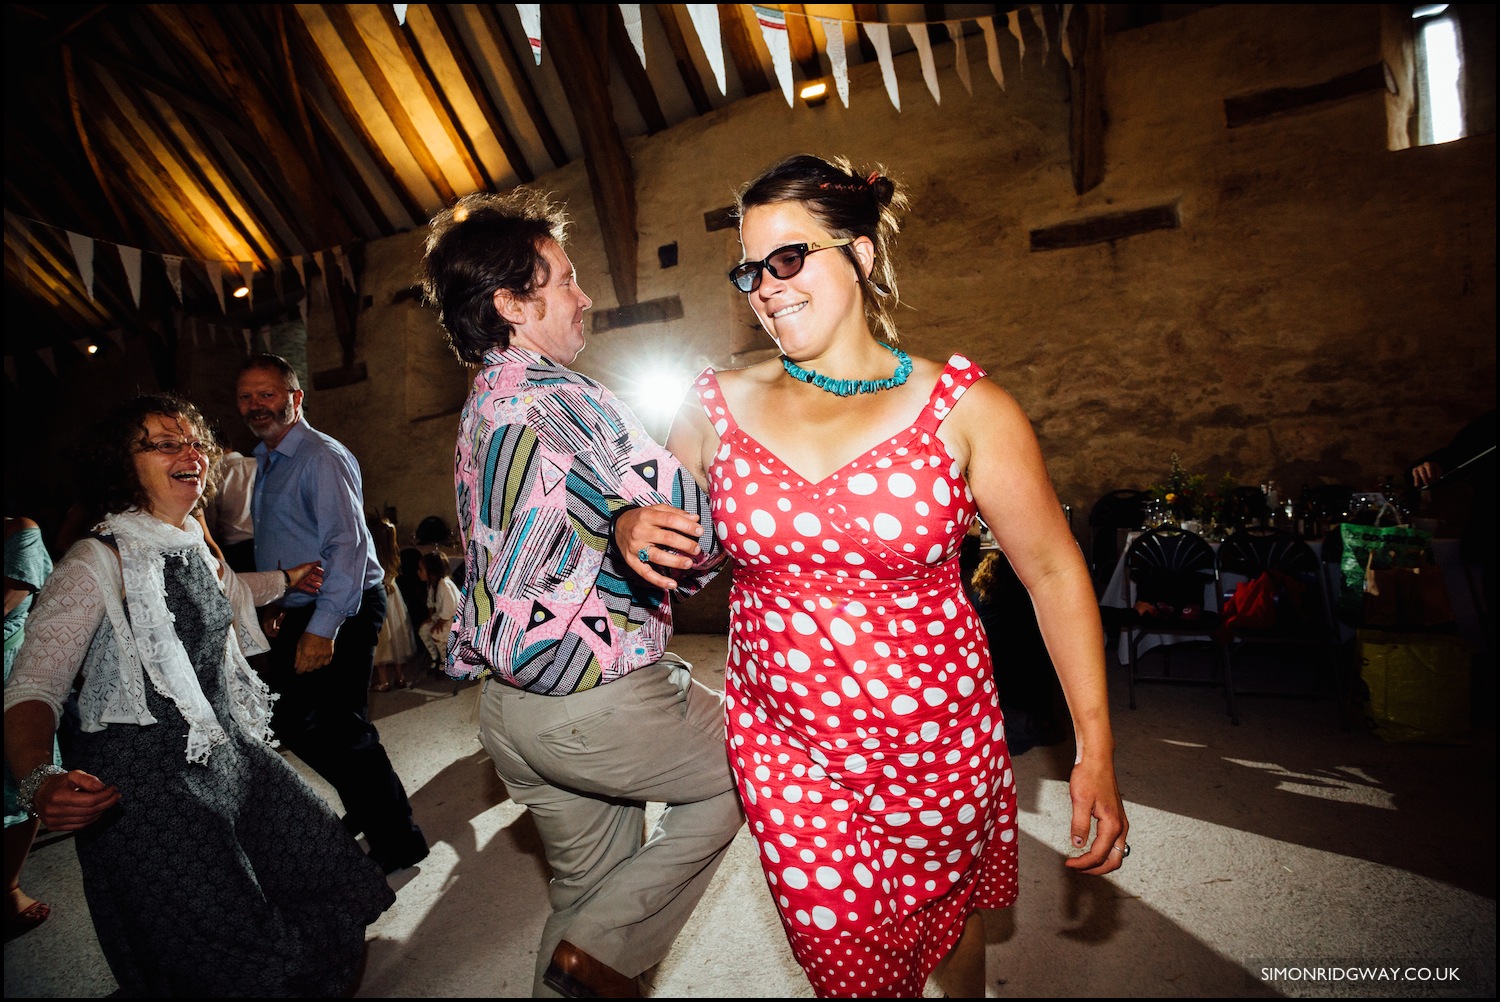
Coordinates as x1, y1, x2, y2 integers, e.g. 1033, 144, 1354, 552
252, 419, 383, 639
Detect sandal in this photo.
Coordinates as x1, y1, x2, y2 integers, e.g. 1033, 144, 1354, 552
372, 680, 392, 693
5, 900, 51, 942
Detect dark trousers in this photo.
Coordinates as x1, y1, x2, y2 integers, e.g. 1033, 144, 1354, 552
263, 585, 425, 862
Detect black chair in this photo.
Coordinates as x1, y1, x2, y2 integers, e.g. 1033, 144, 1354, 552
1088, 489, 1148, 594
1122, 526, 1226, 715
1216, 527, 1346, 727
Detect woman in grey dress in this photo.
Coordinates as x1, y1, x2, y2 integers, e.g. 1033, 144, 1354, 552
4, 393, 395, 997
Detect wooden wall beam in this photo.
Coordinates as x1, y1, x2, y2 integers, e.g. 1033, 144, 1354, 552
1068, 4, 1106, 195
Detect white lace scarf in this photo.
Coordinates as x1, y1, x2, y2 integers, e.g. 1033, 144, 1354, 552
102, 509, 275, 763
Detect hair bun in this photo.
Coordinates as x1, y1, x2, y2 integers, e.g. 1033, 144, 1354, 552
867, 172, 897, 207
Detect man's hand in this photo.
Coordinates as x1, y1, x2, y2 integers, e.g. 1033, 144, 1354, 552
295, 631, 335, 673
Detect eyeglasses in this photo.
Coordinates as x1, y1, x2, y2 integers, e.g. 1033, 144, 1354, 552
136, 438, 212, 456
727, 239, 854, 293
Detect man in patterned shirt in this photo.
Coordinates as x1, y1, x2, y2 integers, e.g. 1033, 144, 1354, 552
421, 190, 742, 999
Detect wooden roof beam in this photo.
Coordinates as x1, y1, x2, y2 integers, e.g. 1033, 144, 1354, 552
321, 4, 458, 206
475, 3, 568, 170
144, 5, 340, 249
719, 4, 771, 96
423, 3, 535, 184
378, 3, 491, 194
784, 6, 825, 82
654, 4, 714, 115
609, 3, 669, 134
542, 5, 638, 306
289, 15, 429, 229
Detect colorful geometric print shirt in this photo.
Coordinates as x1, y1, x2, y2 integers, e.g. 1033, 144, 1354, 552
448, 346, 722, 694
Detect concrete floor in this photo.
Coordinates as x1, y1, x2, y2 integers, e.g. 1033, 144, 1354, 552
5, 635, 1495, 998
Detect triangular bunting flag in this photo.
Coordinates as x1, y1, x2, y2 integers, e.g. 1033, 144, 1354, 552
37, 346, 56, 377
1061, 4, 1074, 66
947, 21, 973, 96
817, 17, 850, 107
620, 4, 645, 66
863, 22, 900, 112
290, 253, 307, 292
516, 4, 541, 64
259, 326, 273, 353
906, 24, 940, 105
979, 16, 1005, 91
105, 328, 125, 352
118, 244, 144, 307
241, 328, 254, 354
298, 296, 309, 327
163, 255, 185, 303
393, 4, 407, 26
66, 230, 96, 302
753, 6, 793, 107
336, 247, 355, 291
206, 260, 228, 314
1028, 5, 1050, 65
685, 5, 726, 96
240, 261, 256, 310
1008, 10, 1026, 68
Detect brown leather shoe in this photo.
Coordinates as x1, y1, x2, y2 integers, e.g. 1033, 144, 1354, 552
543, 940, 642, 998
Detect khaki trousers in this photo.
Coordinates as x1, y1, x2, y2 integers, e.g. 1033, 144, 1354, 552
478, 656, 743, 996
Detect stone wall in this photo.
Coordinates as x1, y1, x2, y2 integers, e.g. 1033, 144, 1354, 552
176, 4, 1493, 552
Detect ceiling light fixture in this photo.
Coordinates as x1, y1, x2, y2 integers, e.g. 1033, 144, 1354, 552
800, 81, 829, 107
86, 343, 99, 354
233, 285, 250, 299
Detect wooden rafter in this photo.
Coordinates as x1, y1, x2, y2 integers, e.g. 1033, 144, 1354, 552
378, 3, 491, 194
654, 4, 714, 115
423, 3, 535, 184
719, 4, 771, 96
289, 14, 428, 229
145, 5, 339, 249
784, 6, 824, 82
542, 5, 639, 307
609, 3, 669, 134
474, 3, 568, 170
321, 4, 458, 206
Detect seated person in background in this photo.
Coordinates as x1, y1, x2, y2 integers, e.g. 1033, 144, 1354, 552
969, 550, 1067, 755
416, 550, 461, 673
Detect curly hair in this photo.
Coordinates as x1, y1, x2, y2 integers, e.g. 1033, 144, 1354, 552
421, 189, 570, 363
735, 153, 909, 344
81, 393, 223, 518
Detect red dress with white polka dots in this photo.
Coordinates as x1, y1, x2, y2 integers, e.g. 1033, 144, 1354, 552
693, 355, 1018, 998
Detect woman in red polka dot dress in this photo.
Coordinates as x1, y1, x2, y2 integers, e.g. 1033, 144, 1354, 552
618, 154, 1129, 998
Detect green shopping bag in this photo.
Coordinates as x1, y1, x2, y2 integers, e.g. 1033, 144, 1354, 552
1338, 506, 1433, 623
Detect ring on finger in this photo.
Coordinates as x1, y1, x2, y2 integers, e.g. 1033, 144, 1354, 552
637, 547, 651, 563
1110, 842, 1131, 858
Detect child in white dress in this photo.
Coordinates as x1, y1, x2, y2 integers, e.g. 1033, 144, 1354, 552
417, 550, 461, 672
368, 515, 415, 691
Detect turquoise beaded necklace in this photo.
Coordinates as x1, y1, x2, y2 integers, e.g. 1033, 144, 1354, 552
781, 340, 913, 397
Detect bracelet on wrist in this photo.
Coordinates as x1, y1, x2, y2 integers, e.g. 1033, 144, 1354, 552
18, 763, 66, 818
281, 569, 292, 591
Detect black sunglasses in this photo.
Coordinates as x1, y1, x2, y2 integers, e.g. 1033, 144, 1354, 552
727, 239, 854, 293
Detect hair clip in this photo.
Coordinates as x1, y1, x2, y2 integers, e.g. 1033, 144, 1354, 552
866, 171, 881, 186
